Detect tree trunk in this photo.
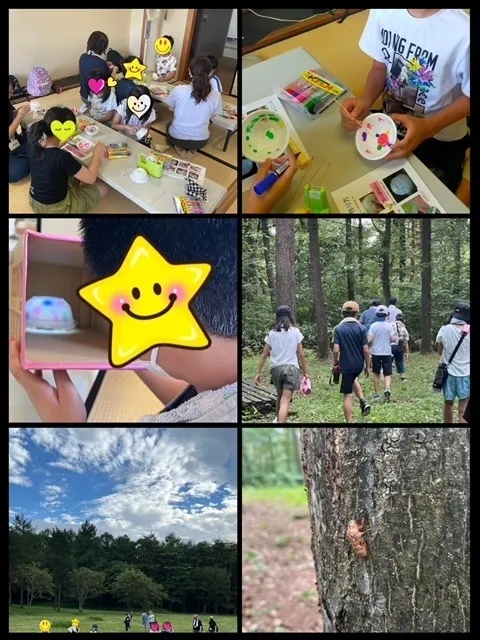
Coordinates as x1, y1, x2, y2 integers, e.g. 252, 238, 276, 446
275, 219, 297, 318
410, 220, 416, 275
420, 220, 433, 353
291, 428, 302, 475
301, 427, 470, 633
453, 220, 461, 295
260, 219, 276, 312
382, 219, 391, 302
20, 585, 24, 608
399, 221, 406, 282
308, 218, 330, 358
345, 219, 355, 300
358, 220, 363, 283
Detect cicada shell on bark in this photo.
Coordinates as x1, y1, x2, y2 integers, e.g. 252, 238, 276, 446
347, 518, 368, 557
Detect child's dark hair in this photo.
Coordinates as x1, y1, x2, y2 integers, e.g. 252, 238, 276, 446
87, 31, 109, 55
88, 68, 112, 103
28, 106, 76, 157
79, 218, 237, 337
207, 55, 218, 72
122, 55, 145, 76
163, 34, 174, 49
125, 85, 153, 124
189, 57, 212, 105
9, 75, 16, 89
272, 305, 296, 332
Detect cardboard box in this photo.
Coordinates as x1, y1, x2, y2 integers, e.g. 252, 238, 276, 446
9, 230, 149, 371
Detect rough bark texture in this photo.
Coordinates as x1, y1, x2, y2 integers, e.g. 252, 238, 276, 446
421, 220, 433, 353
260, 219, 276, 313
381, 219, 391, 303
345, 219, 355, 300
275, 219, 297, 318
301, 428, 470, 633
308, 218, 330, 359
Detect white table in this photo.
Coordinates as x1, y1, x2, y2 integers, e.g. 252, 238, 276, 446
242, 47, 469, 214
22, 108, 227, 213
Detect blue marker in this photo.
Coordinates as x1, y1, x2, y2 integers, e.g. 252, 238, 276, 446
253, 152, 301, 196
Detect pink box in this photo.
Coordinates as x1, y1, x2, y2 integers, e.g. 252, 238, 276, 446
9, 230, 149, 371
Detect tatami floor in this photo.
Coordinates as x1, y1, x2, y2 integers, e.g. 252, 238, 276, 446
9, 85, 238, 214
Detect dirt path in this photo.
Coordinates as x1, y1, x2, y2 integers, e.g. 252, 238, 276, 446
242, 502, 323, 633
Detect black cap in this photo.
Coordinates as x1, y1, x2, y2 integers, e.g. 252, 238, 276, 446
452, 302, 470, 323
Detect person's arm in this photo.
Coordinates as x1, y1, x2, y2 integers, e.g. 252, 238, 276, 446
254, 344, 271, 384
404, 330, 410, 358
134, 369, 189, 406
74, 143, 106, 184
9, 112, 23, 139
111, 110, 135, 134
333, 343, 340, 366
164, 70, 175, 81
363, 344, 370, 374
297, 342, 309, 377
245, 152, 298, 214
361, 59, 388, 107
95, 110, 115, 124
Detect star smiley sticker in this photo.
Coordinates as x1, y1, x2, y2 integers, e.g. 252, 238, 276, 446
124, 57, 147, 80
72, 619, 80, 627
77, 235, 213, 368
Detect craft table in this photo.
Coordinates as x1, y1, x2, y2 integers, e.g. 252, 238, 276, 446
242, 47, 469, 214
22, 107, 227, 213
149, 80, 238, 152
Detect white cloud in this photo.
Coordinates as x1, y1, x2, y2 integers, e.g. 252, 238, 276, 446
9, 428, 32, 486
40, 482, 67, 509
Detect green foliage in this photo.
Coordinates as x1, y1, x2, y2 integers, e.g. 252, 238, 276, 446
112, 567, 166, 611
243, 486, 308, 508
243, 428, 303, 487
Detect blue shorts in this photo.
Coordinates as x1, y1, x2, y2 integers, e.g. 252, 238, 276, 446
443, 375, 470, 401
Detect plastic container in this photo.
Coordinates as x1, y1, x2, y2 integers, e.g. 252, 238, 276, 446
242, 109, 289, 162
355, 113, 397, 161
84, 125, 99, 137
130, 168, 149, 184
25, 296, 76, 333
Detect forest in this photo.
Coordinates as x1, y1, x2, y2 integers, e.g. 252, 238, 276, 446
9, 515, 237, 615
242, 219, 470, 423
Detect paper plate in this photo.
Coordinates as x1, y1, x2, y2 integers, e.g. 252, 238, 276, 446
242, 109, 289, 162
355, 113, 397, 161
85, 125, 99, 137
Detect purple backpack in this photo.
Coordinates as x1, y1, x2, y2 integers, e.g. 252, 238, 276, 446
27, 66, 52, 97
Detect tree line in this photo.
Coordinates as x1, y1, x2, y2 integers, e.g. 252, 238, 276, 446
9, 515, 237, 615
243, 427, 302, 487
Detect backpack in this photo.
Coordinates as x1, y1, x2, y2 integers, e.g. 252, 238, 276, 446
27, 66, 52, 97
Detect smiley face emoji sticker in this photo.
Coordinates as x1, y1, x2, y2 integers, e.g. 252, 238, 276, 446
39, 620, 51, 633
155, 36, 172, 56
77, 235, 213, 367
127, 94, 152, 119
124, 57, 147, 80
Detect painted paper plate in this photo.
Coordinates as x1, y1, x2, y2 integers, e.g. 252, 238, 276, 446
355, 113, 397, 161
242, 109, 289, 162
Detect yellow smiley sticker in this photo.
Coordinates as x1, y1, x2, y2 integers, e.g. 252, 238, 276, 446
155, 37, 172, 56
39, 620, 51, 632
50, 120, 76, 143
124, 57, 147, 80
77, 235, 213, 368
107, 77, 117, 87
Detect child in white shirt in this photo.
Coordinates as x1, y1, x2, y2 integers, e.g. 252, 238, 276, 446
152, 35, 177, 82
207, 55, 223, 93
86, 69, 117, 124
111, 86, 157, 148
341, 9, 470, 192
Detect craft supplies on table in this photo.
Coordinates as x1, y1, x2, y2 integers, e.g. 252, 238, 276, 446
242, 109, 290, 162
63, 135, 96, 161
277, 68, 347, 119
138, 154, 164, 178
76, 116, 95, 132
355, 113, 397, 160
304, 184, 330, 213
150, 152, 206, 185
173, 196, 205, 214
105, 142, 132, 159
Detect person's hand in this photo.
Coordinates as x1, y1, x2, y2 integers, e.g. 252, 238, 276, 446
94, 141, 106, 156
303, 373, 311, 379
9, 339, 87, 423
404, 353, 409, 362
364, 367, 370, 378
388, 114, 433, 160
126, 125, 140, 136
245, 152, 298, 214
340, 96, 372, 131
17, 104, 31, 120
254, 374, 261, 386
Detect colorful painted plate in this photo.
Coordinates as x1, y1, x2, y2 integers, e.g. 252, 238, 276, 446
355, 113, 397, 161
242, 109, 289, 162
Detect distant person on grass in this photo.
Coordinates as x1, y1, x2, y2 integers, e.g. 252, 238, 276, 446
150, 620, 160, 632
142, 611, 149, 632
333, 301, 371, 423
90, 624, 99, 633
208, 616, 218, 632
360, 298, 381, 331
124, 612, 132, 631
436, 302, 470, 423
368, 305, 398, 402
254, 305, 310, 424
391, 313, 409, 382
161, 621, 174, 633
68, 623, 79, 633
192, 614, 203, 633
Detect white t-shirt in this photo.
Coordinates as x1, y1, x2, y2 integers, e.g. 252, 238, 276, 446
436, 322, 470, 377
210, 75, 223, 93
166, 85, 223, 141
148, 614, 155, 624
116, 98, 157, 130
359, 9, 470, 141
156, 54, 177, 77
387, 304, 402, 322
368, 320, 397, 356
265, 327, 303, 369
89, 90, 117, 120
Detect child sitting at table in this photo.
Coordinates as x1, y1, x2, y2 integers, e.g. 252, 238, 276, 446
340, 9, 470, 193
112, 85, 157, 148
86, 69, 117, 124
152, 35, 176, 82
164, 57, 222, 157
207, 55, 223, 93
27, 106, 108, 213
114, 55, 144, 105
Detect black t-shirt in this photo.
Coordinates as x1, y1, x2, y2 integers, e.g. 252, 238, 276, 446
79, 53, 110, 100
9, 101, 26, 148
115, 78, 135, 105
28, 146, 82, 204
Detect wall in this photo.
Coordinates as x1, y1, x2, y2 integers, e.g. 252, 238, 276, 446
129, 8, 145, 61
147, 9, 189, 74
227, 9, 237, 39
9, 9, 132, 82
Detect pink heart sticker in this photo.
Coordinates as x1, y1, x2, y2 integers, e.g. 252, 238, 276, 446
88, 78, 106, 94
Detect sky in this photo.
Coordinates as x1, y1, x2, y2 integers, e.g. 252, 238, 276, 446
9, 427, 237, 543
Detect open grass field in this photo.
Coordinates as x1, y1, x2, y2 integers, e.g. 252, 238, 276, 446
9, 605, 237, 633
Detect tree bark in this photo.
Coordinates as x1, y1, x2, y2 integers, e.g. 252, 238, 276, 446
381, 220, 391, 302
453, 220, 462, 295
358, 220, 363, 283
308, 218, 330, 358
399, 221, 406, 282
345, 219, 355, 300
301, 427, 470, 633
260, 219, 276, 312
275, 219, 297, 318
421, 220, 433, 353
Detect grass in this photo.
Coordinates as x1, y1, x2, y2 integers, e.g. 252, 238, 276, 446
243, 485, 308, 507
243, 351, 449, 423
9, 604, 237, 633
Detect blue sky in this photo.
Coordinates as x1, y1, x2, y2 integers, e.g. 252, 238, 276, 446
9, 428, 237, 542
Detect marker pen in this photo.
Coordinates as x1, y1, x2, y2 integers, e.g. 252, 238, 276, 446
253, 152, 301, 196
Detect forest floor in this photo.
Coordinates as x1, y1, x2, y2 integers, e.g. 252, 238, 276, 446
243, 351, 450, 423
9, 605, 237, 632
242, 486, 323, 633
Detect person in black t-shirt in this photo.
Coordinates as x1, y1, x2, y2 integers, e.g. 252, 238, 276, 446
192, 615, 203, 633
9, 76, 30, 183
114, 55, 144, 106
27, 106, 108, 213
208, 617, 218, 633
79, 31, 111, 105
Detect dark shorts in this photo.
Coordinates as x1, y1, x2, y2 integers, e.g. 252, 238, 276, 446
166, 120, 209, 151
372, 354, 393, 376
270, 365, 300, 393
340, 371, 362, 395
